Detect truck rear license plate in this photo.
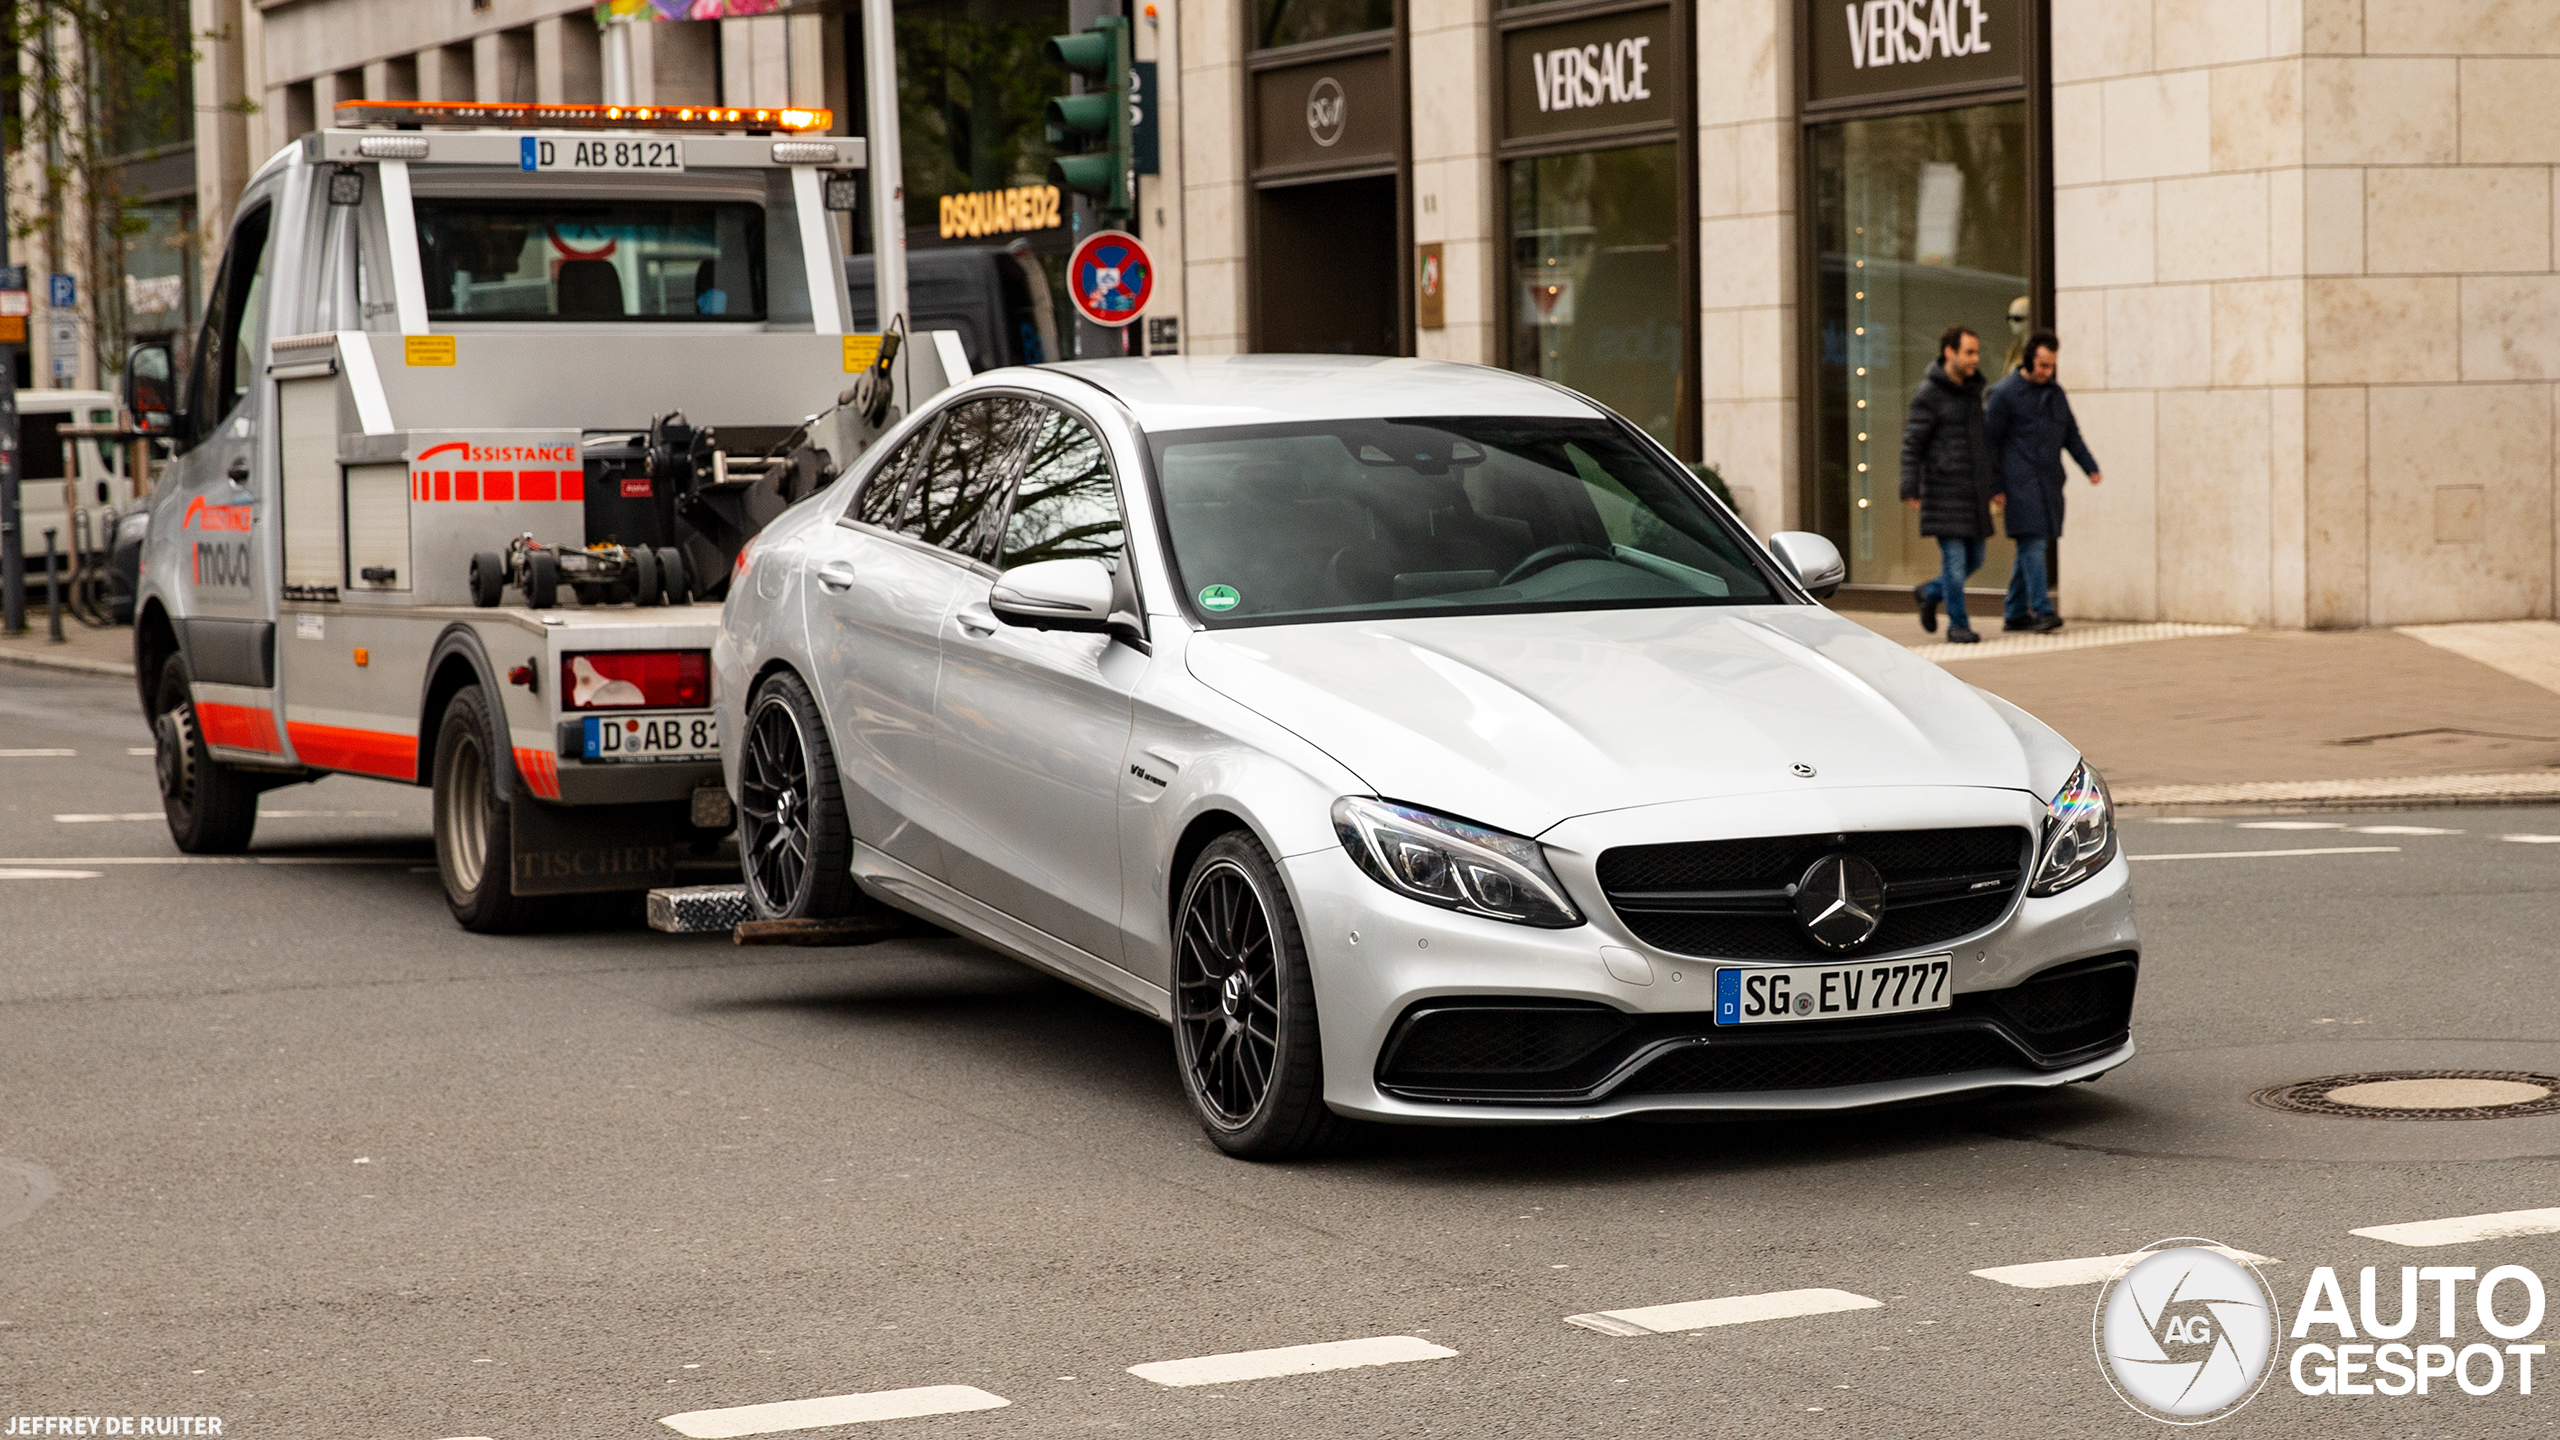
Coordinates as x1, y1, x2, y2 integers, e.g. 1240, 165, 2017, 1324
522, 136, 684, 173
583, 711, 717, 763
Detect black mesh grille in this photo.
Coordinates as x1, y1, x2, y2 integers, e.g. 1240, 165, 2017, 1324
1617, 1029, 2027, 1096
1383, 1006, 1632, 1077
1596, 826, 2030, 960
1981, 958, 2138, 1051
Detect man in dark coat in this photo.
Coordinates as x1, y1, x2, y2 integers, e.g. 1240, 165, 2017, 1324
1900, 324, 1997, 643
1985, 329, 2102, 632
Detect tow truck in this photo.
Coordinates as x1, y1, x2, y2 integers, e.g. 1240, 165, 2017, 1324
127, 99, 965, 931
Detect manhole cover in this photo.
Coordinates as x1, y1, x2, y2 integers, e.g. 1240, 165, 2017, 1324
2253, 1070, 2560, 1121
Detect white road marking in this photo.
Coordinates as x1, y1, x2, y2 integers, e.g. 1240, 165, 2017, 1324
2351, 1208, 2560, 1248
2499, 834, 2560, 844
55, 810, 398, 823
0, 748, 75, 757
659, 1386, 1009, 1437
1972, 1246, 2276, 1289
2140, 817, 2222, 825
126, 747, 155, 755
2347, 825, 2462, 835
1127, 1336, 1457, 1387
2237, 821, 2346, 830
0, 868, 102, 880
1565, 1288, 1882, 1337
2128, 846, 2400, 862
0, 855, 419, 866
54, 814, 163, 823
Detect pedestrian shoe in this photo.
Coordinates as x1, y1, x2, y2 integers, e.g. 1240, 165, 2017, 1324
1913, 585, 1938, 634
2033, 613, 2064, 633
2002, 618, 2035, 632
1946, 627, 1980, 644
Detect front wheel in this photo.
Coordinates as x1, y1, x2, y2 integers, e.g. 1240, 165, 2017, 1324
432, 685, 536, 933
153, 654, 260, 854
1172, 831, 1343, 1160
737, 670, 857, 919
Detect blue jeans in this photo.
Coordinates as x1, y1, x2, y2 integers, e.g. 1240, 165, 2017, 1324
2005, 537, 2052, 623
1918, 537, 1985, 631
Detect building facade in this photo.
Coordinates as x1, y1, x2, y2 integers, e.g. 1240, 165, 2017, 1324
1181, 0, 2560, 627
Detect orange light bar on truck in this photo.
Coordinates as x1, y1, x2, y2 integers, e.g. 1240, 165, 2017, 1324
334, 100, 833, 133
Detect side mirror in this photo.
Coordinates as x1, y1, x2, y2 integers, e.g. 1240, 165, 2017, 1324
1767, 531, 1845, 600
123, 342, 177, 437
989, 557, 1117, 632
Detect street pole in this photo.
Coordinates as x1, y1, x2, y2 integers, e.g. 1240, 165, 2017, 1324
860, 0, 906, 337
0, 134, 23, 638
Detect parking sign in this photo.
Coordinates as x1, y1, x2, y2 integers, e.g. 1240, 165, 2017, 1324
46, 272, 73, 310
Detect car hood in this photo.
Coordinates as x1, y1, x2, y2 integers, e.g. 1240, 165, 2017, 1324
1182, 606, 2064, 838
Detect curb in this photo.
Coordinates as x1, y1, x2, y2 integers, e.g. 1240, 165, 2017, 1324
0, 646, 134, 680
2120, 772, 2560, 814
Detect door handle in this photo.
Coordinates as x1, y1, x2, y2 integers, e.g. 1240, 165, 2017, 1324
815, 562, 857, 591
954, 606, 998, 637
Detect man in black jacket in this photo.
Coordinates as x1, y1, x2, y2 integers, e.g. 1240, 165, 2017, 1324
1986, 329, 2102, 632
1900, 325, 1997, 643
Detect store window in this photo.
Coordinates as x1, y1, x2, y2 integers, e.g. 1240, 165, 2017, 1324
1256, 0, 1392, 49
1812, 103, 2030, 588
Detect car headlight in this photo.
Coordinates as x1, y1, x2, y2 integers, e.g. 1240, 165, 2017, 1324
2028, 760, 2117, 896
1332, 796, 1583, 928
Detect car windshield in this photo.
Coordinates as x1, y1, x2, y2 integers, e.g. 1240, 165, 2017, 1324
1147, 417, 1783, 625
414, 199, 766, 321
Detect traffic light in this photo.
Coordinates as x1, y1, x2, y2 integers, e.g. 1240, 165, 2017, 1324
1044, 17, 1131, 222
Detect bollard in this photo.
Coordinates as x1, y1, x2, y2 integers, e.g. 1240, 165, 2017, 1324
42, 526, 61, 643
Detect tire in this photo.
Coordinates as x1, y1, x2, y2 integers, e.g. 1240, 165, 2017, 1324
468, 551, 504, 607
737, 670, 857, 919
526, 551, 560, 609
432, 685, 538, 933
1171, 831, 1343, 1160
657, 546, 690, 605
631, 546, 661, 606
152, 653, 259, 854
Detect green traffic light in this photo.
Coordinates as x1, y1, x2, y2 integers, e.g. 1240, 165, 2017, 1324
1044, 92, 1114, 133
1048, 153, 1118, 197
1044, 31, 1112, 73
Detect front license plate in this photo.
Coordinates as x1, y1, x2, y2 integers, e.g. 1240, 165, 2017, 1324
521, 135, 685, 173
1715, 956, 1953, 1025
583, 711, 718, 763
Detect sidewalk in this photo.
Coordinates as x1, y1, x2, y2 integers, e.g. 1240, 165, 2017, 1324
0, 617, 134, 679
1848, 609, 2560, 808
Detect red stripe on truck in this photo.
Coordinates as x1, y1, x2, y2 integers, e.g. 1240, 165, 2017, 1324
197, 702, 282, 753
286, 722, 418, 780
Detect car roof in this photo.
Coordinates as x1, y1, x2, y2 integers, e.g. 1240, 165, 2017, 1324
1031, 356, 1607, 433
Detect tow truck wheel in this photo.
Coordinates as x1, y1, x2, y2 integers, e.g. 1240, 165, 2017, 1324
632, 547, 662, 607
153, 655, 259, 854
657, 547, 690, 605
468, 551, 504, 608
738, 671, 857, 919
526, 552, 560, 609
432, 685, 536, 933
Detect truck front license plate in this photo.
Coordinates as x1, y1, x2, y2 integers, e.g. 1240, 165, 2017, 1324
583, 711, 718, 763
522, 136, 685, 173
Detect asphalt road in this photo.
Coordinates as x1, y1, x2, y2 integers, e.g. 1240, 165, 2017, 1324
5, 665, 2559, 1439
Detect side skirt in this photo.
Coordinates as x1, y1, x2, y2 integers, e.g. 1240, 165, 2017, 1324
852, 842, 1173, 1022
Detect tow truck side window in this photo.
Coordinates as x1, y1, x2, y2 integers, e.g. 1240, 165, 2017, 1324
414, 199, 767, 321
179, 203, 273, 445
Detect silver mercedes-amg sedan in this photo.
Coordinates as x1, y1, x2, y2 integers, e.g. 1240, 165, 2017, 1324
713, 357, 2136, 1159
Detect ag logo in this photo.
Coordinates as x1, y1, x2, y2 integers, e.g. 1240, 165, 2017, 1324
2095, 1240, 2280, 1424
1305, 76, 1346, 147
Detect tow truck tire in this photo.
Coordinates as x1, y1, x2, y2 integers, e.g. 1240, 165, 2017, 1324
632, 547, 662, 606
657, 547, 690, 605
153, 654, 260, 854
469, 551, 504, 608
738, 671, 858, 920
432, 685, 537, 934
526, 552, 560, 609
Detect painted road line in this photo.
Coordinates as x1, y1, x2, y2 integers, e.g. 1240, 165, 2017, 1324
2499, 834, 2560, 844
1973, 1246, 2276, 1290
0, 748, 76, 757
2347, 825, 2461, 835
54, 814, 167, 823
0, 868, 102, 880
659, 1386, 1009, 1437
2351, 1208, 2560, 1248
55, 810, 398, 822
1565, 1288, 1882, 1337
1128, 1336, 1457, 1388
2129, 847, 2400, 862
126, 747, 155, 755
2236, 821, 2346, 830
0, 855, 421, 866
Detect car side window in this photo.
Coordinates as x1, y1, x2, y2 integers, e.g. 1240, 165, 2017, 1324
1000, 406, 1123, 570
910, 396, 1040, 564
853, 416, 939, 531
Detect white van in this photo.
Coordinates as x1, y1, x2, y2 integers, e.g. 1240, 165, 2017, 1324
12, 388, 132, 572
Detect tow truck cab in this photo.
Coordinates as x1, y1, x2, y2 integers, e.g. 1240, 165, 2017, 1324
130, 105, 961, 930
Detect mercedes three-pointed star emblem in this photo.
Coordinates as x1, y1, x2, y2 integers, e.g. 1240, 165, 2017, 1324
1791, 851, 1886, 952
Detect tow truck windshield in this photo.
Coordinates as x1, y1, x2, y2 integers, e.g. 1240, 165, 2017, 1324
416, 198, 767, 322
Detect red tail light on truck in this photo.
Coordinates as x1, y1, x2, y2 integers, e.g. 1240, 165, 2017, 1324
562, 651, 711, 711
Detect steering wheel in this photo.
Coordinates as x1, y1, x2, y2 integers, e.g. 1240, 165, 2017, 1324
1497, 543, 1615, 587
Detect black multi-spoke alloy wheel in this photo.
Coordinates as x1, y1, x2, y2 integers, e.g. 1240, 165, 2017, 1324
738, 670, 856, 919
152, 654, 259, 854
1173, 832, 1343, 1159
432, 684, 538, 933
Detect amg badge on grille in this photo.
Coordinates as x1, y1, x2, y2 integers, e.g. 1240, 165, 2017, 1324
1791, 852, 1885, 951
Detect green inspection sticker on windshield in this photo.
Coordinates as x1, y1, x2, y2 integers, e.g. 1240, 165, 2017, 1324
1198, 584, 1241, 612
